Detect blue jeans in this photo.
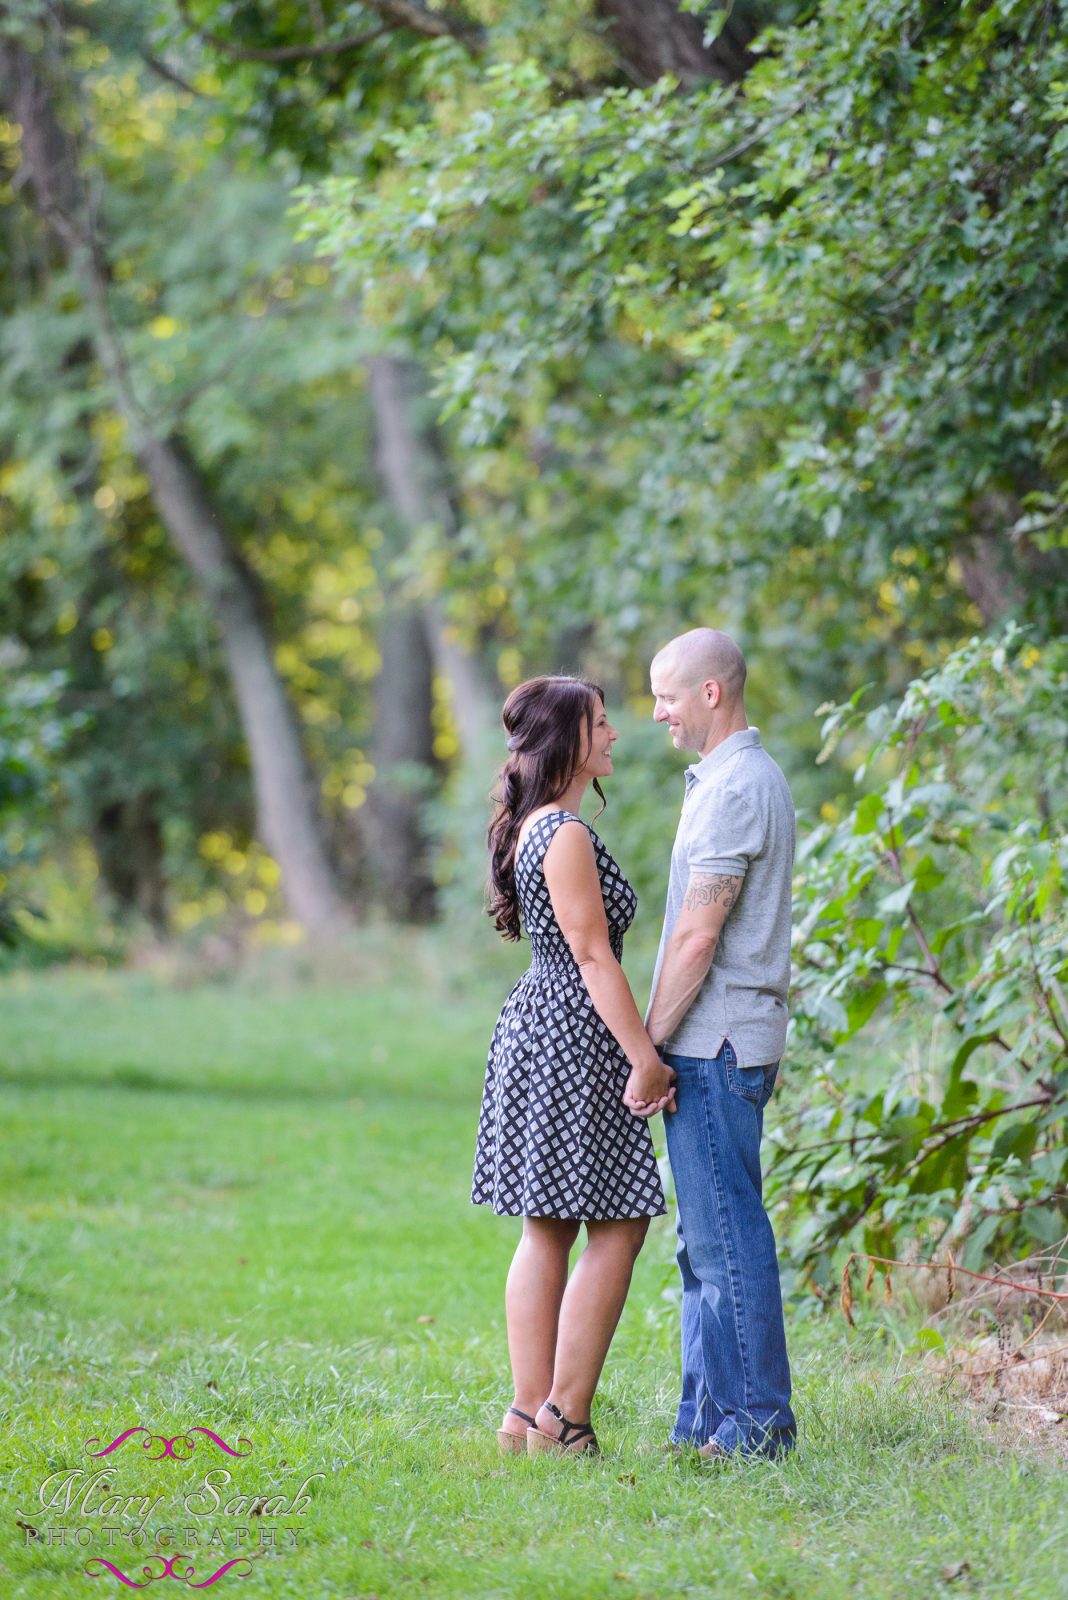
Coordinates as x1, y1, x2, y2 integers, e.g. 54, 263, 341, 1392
662, 1042, 796, 1458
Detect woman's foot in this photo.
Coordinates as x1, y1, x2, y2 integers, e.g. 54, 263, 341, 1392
528, 1400, 599, 1455
497, 1405, 536, 1454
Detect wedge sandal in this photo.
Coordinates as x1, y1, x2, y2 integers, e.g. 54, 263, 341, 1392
526, 1400, 599, 1457
496, 1406, 536, 1455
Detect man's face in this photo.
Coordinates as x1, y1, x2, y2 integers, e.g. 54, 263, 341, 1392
650, 661, 714, 752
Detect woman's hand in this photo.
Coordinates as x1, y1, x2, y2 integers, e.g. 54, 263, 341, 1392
624, 1053, 677, 1119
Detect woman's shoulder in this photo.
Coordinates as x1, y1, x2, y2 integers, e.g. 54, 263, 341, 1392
515, 807, 589, 860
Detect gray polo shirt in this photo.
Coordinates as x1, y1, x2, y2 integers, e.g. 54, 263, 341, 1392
647, 726, 794, 1068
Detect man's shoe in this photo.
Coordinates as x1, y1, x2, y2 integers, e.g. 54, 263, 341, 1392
700, 1433, 795, 1463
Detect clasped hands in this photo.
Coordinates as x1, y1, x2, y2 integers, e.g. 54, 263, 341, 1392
624, 1041, 676, 1120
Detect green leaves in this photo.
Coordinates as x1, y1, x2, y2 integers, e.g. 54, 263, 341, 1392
291, 0, 1068, 667
778, 626, 1068, 1280
0, 658, 86, 945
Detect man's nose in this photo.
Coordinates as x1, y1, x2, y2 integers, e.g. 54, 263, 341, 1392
652, 704, 667, 723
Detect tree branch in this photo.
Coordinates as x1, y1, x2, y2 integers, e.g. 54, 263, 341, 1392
841, 1248, 1068, 1316
768, 1088, 1059, 1177
175, 2, 393, 62
139, 50, 213, 97
175, 0, 483, 62
899, 1091, 1057, 1182
0, 35, 152, 437
363, 0, 481, 48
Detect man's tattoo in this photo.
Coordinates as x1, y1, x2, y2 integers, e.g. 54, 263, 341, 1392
684, 873, 742, 913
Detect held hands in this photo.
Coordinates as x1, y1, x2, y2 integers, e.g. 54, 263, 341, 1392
623, 1051, 677, 1119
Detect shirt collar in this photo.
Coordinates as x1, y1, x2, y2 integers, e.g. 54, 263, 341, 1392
684, 726, 761, 792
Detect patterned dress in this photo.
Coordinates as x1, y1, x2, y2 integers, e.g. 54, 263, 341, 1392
471, 810, 667, 1220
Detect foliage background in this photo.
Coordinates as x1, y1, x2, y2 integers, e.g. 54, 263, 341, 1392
1, 0, 1065, 1280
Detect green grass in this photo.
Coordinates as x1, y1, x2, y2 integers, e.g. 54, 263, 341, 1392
1, 952, 1066, 1599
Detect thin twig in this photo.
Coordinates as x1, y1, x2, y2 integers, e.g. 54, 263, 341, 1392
898, 1092, 1056, 1180
1026, 916, 1068, 1055
843, 1249, 1068, 1303
767, 1090, 1056, 1173
967, 1340, 1068, 1378
881, 803, 954, 994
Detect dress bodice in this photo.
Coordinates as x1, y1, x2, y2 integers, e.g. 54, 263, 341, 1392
514, 810, 637, 976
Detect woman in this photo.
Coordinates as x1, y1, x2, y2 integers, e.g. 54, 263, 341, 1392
471, 675, 677, 1456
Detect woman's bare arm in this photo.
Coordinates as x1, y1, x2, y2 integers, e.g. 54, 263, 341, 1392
543, 822, 675, 1115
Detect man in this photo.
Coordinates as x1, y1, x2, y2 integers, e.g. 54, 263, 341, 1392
629, 626, 797, 1461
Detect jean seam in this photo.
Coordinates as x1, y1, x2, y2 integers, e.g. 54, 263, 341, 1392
666, 1052, 795, 1451
699, 1060, 757, 1429
668, 1121, 721, 1446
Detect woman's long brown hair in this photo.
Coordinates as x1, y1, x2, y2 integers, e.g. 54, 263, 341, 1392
487, 675, 607, 942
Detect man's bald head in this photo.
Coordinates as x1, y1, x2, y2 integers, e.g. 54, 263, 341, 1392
649, 628, 749, 756
652, 628, 747, 706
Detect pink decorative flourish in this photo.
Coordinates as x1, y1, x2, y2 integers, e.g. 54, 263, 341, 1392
187, 1428, 253, 1459
84, 1556, 154, 1589
182, 1558, 255, 1589
85, 1555, 254, 1587
84, 1427, 252, 1460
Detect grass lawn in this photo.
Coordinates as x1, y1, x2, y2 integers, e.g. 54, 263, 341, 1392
1, 948, 1066, 1599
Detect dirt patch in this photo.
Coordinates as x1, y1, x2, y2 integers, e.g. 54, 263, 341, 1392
840, 1240, 1068, 1458
931, 1333, 1068, 1459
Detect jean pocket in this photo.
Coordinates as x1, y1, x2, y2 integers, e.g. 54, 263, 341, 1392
759, 1063, 780, 1110
724, 1061, 766, 1105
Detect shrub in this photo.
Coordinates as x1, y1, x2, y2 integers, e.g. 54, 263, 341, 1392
774, 625, 1068, 1288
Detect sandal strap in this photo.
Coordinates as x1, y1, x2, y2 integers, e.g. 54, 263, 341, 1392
541, 1401, 595, 1448
508, 1407, 536, 1425
561, 1424, 596, 1447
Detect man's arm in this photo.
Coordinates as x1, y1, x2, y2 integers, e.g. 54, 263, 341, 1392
645, 870, 742, 1049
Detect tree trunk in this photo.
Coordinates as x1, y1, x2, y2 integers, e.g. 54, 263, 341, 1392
366, 354, 500, 756
91, 797, 168, 930
363, 604, 438, 918
594, 0, 758, 87
138, 434, 353, 933
957, 489, 1068, 627
363, 356, 451, 916
2, 30, 353, 937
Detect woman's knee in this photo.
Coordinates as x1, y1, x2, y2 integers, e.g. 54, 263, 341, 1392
586, 1217, 650, 1261
523, 1216, 581, 1253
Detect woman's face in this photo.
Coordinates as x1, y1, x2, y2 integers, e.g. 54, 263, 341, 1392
573, 695, 618, 781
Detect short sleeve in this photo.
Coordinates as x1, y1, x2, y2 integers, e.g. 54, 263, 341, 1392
684, 785, 765, 878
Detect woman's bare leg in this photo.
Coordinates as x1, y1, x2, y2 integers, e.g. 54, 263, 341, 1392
501, 1216, 580, 1437
535, 1217, 650, 1443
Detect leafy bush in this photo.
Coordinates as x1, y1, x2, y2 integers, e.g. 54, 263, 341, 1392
773, 626, 1068, 1288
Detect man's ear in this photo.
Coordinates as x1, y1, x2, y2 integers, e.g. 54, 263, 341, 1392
704, 679, 721, 708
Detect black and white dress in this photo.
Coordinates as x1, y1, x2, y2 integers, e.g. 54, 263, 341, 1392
471, 810, 667, 1220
